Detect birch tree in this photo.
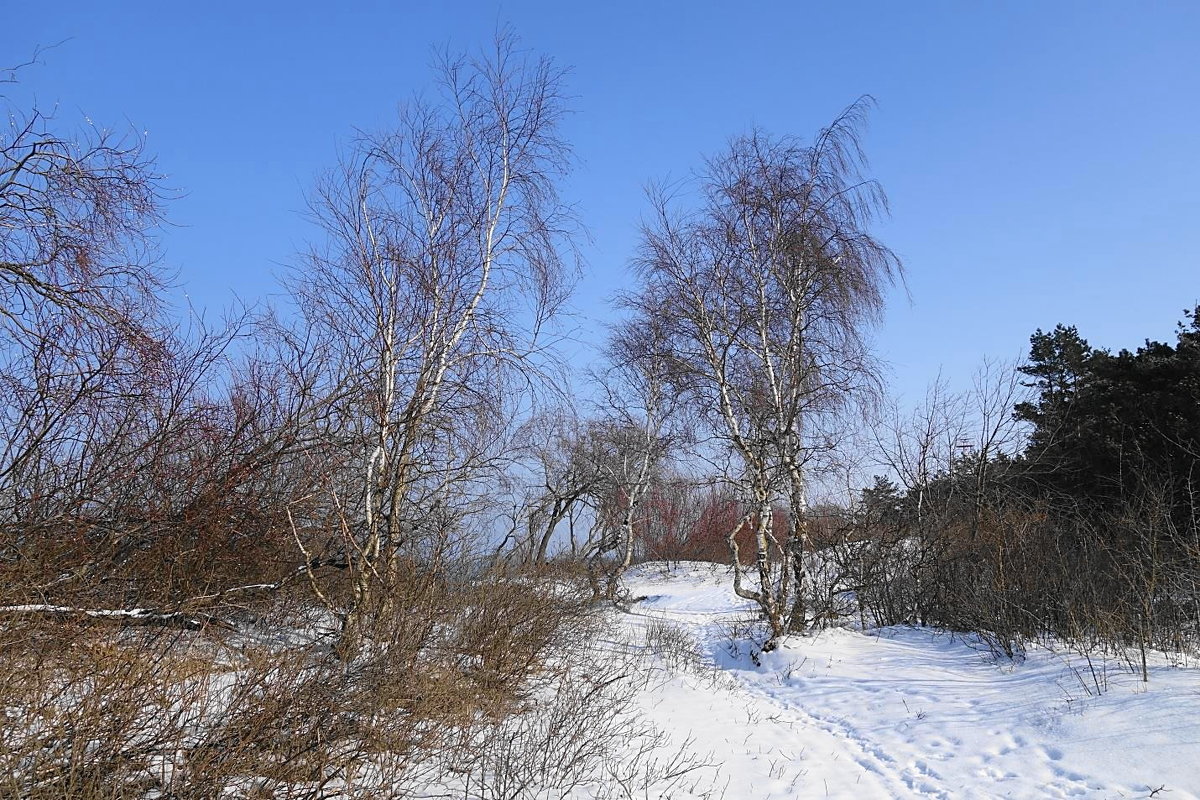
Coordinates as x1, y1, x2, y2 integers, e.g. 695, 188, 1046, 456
292, 34, 574, 653
630, 99, 900, 643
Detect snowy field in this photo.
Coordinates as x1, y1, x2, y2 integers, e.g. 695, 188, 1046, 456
616, 562, 1200, 799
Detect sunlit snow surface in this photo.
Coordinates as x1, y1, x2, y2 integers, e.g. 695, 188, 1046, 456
620, 562, 1200, 799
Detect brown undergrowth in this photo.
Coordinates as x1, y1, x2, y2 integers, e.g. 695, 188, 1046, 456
0, 563, 623, 799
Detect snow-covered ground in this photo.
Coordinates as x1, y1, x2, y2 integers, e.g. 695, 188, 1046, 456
620, 562, 1200, 799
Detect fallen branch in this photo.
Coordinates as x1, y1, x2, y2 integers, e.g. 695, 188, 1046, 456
6, 556, 350, 632
0, 604, 235, 631
178, 556, 347, 611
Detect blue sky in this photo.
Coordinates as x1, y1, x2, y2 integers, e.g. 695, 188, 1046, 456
4, 1, 1198, 403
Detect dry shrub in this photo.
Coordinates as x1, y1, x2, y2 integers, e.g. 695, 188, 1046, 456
0, 508, 304, 615
643, 618, 705, 673
449, 578, 588, 704
816, 485, 1200, 669
526, 556, 591, 583
0, 620, 377, 799
446, 621, 720, 800
0, 560, 618, 799
0, 622, 224, 799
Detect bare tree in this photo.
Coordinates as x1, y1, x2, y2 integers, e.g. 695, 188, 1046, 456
291, 33, 576, 653
0, 57, 174, 604
960, 356, 1030, 538
1, 57, 167, 497
629, 99, 900, 643
499, 407, 604, 568
871, 374, 966, 525
583, 317, 679, 600
0, 56, 354, 637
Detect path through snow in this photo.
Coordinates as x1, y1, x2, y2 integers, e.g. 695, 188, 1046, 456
620, 563, 1200, 799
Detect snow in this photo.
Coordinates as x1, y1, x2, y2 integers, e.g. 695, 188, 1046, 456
11, 565, 1195, 797
617, 562, 1200, 799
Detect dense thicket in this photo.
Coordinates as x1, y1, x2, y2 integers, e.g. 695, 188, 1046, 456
817, 310, 1200, 663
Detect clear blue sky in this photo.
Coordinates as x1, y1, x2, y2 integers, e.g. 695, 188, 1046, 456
5, 1, 1198, 403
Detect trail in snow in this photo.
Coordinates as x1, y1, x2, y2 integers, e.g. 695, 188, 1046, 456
620, 562, 1200, 800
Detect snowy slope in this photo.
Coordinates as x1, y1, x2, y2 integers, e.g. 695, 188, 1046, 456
620, 562, 1200, 799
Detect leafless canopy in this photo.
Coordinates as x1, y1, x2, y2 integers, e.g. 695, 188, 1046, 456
1, 66, 171, 536
291, 33, 578, 648
1, 107, 165, 346
627, 98, 901, 640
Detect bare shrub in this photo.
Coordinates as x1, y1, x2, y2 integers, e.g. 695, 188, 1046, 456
0, 556, 614, 799
447, 629, 719, 800
636, 485, 757, 567
446, 577, 592, 710
643, 618, 706, 673
0, 616, 372, 798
